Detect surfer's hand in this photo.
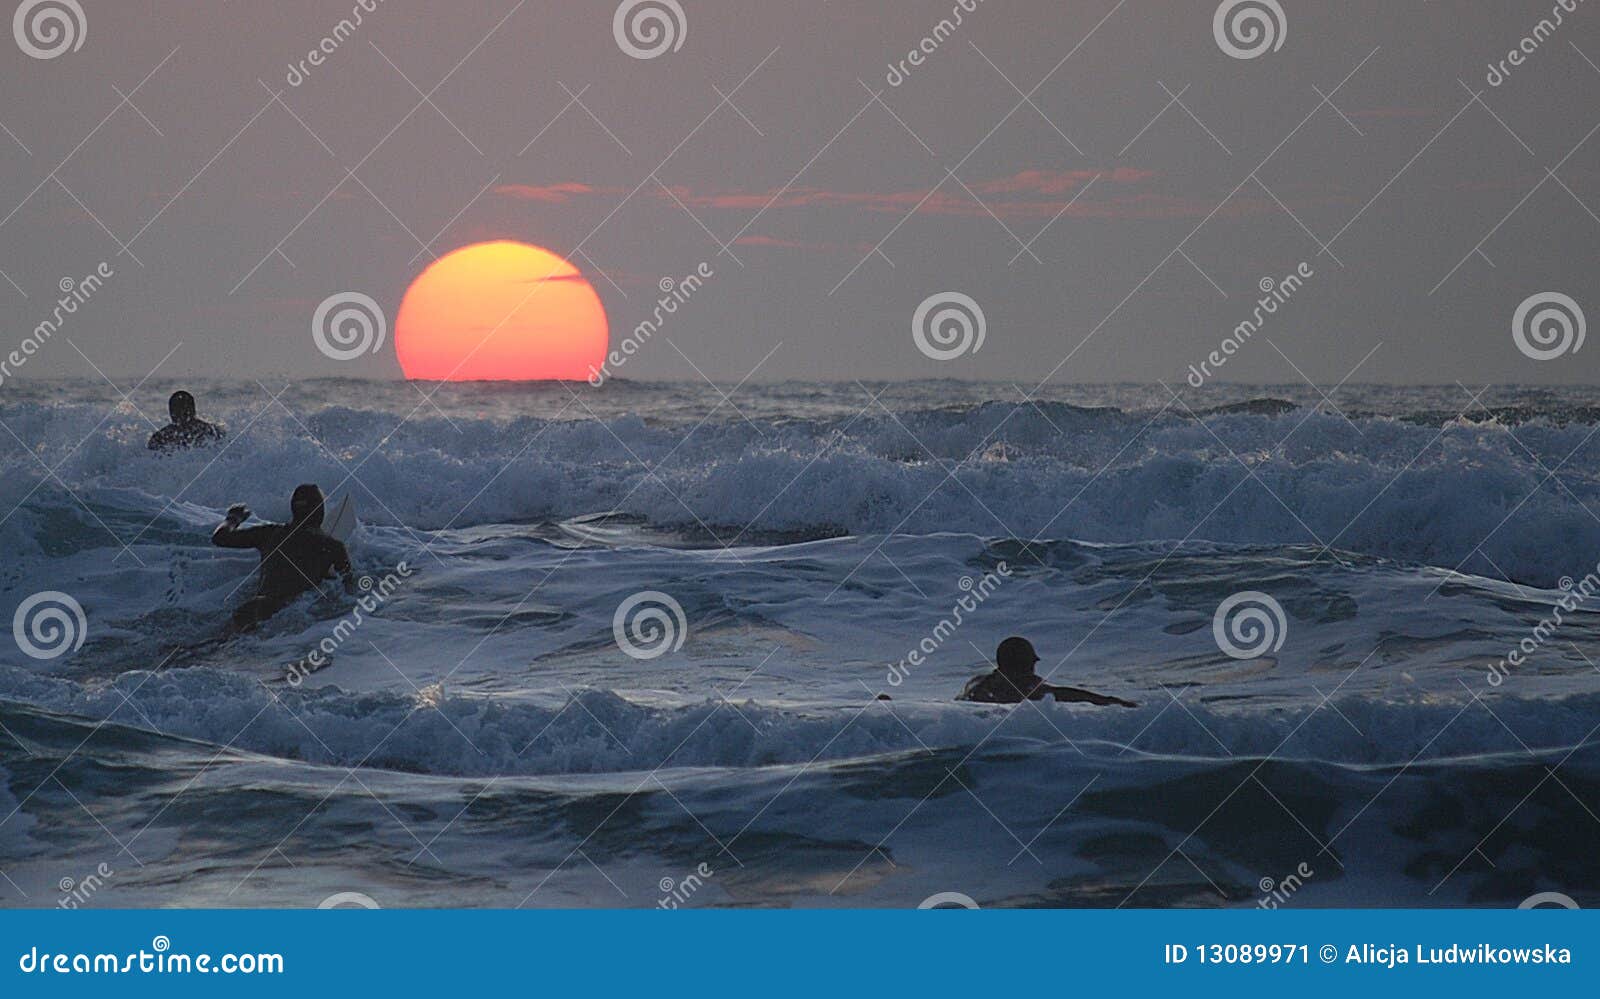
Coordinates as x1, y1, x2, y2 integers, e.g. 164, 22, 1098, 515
226, 504, 251, 524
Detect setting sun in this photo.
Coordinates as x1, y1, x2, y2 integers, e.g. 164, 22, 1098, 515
394, 241, 609, 381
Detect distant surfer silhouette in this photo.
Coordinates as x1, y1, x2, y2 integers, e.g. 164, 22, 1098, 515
958, 636, 1137, 706
148, 390, 225, 452
213, 484, 354, 632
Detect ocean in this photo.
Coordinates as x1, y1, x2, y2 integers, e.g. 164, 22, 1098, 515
1, 379, 1597, 908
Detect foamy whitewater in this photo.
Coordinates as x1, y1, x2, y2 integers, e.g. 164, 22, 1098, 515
1, 379, 1597, 908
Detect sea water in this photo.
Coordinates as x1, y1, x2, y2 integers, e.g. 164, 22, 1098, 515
0, 379, 1597, 908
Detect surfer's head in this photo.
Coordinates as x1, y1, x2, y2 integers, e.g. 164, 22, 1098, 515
168, 390, 196, 423
290, 483, 325, 529
996, 636, 1040, 678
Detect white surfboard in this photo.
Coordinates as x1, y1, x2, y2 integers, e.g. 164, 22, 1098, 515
326, 494, 357, 543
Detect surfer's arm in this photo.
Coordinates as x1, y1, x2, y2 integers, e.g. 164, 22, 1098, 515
331, 540, 356, 592
211, 506, 269, 549
1046, 685, 1138, 708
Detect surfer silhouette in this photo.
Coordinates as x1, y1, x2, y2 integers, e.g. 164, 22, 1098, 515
212, 483, 354, 632
148, 390, 225, 452
958, 636, 1137, 706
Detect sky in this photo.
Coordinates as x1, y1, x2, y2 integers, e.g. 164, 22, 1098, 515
1, 0, 1598, 385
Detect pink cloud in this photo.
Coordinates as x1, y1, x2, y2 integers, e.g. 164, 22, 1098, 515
495, 182, 612, 204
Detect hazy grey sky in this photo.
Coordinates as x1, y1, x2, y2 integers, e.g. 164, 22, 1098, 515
2, 0, 1598, 385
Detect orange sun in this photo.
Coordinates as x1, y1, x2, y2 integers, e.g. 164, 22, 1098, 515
394, 241, 609, 381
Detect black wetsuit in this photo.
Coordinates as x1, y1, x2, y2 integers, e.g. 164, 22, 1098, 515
957, 670, 1050, 704
148, 418, 225, 452
212, 519, 351, 629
